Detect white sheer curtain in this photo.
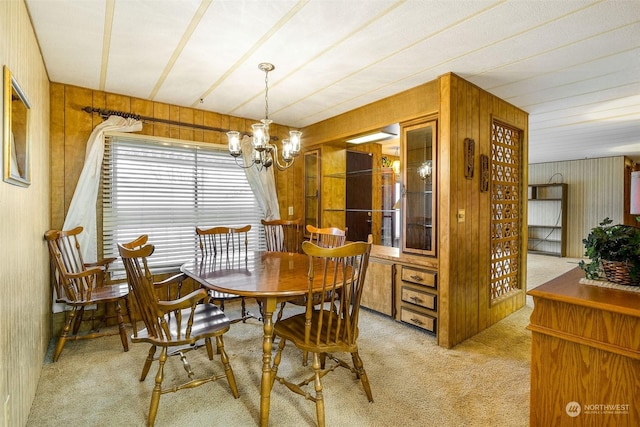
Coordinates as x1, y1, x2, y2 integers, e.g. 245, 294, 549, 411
240, 135, 281, 221
62, 115, 142, 262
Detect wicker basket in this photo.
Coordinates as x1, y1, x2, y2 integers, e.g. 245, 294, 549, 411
601, 260, 639, 286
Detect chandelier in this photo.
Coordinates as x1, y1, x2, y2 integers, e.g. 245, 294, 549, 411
227, 63, 301, 170
417, 160, 433, 182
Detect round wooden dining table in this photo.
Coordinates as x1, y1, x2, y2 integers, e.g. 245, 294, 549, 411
181, 250, 327, 426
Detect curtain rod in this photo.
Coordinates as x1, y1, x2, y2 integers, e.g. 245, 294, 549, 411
82, 106, 260, 138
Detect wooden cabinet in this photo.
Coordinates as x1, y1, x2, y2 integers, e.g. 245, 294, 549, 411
346, 150, 373, 242
361, 247, 439, 337
310, 144, 399, 246
304, 149, 320, 235
380, 168, 399, 247
358, 118, 439, 335
528, 268, 640, 426
395, 264, 437, 333
527, 183, 567, 256
402, 119, 436, 256
301, 144, 346, 231
320, 145, 347, 230
310, 119, 441, 337
344, 159, 399, 246
294, 73, 528, 348
361, 257, 394, 316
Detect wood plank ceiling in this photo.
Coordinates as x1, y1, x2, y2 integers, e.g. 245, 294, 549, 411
25, 0, 640, 164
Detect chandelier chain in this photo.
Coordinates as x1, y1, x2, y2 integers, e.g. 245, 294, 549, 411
264, 68, 269, 121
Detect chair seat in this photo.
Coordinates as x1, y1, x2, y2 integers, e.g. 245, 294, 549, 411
55, 283, 130, 306
274, 310, 359, 354
132, 303, 230, 347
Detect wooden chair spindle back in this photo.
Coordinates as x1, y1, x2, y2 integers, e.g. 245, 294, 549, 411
197, 225, 250, 257
119, 243, 202, 343
306, 225, 347, 248
45, 227, 105, 302
262, 219, 303, 253
302, 240, 372, 347
194, 225, 258, 322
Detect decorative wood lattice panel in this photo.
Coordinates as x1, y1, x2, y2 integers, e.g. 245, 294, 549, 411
490, 120, 522, 303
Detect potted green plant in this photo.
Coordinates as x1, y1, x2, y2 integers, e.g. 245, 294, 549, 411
579, 217, 640, 286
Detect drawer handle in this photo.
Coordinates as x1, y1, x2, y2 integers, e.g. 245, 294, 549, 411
409, 296, 423, 304
410, 275, 423, 282
410, 317, 424, 325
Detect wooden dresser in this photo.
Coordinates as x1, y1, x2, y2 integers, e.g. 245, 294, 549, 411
361, 245, 438, 335
395, 264, 437, 333
527, 267, 640, 426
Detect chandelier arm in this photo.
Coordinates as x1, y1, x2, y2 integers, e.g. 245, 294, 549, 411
269, 143, 294, 171
233, 156, 256, 169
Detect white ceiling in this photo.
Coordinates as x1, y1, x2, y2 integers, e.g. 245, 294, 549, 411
25, 0, 640, 164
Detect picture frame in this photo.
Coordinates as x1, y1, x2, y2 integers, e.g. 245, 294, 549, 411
4, 65, 31, 187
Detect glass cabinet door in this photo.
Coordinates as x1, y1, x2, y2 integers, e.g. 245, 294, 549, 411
380, 168, 400, 247
304, 149, 320, 235
402, 119, 436, 256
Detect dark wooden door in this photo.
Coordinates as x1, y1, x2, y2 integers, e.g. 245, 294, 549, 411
346, 151, 373, 241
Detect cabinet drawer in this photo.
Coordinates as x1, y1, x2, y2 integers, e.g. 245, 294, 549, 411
401, 287, 436, 310
400, 307, 436, 333
400, 266, 436, 288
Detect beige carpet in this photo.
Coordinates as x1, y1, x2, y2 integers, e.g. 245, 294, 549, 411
27, 254, 582, 427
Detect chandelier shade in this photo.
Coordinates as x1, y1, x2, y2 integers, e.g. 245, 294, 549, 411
227, 63, 301, 170
417, 160, 433, 181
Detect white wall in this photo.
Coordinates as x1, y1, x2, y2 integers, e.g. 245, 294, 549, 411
0, 1, 51, 425
528, 156, 626, 258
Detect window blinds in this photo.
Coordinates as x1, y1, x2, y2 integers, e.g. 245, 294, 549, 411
102, 134, 266, 273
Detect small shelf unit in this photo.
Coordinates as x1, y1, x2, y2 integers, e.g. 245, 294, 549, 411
527, 183, 568, 256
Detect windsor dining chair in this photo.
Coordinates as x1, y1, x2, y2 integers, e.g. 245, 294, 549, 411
118, 241, 239, 426
261, 218, 303, 253
196, 225, 261, 322
44, 226, 130, 362
271, 238, 374, 427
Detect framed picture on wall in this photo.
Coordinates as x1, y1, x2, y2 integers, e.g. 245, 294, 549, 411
3, 65, 31, 187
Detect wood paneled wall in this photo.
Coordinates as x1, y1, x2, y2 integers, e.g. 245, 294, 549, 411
438, 73, 528, 347
1, 1, 51, 425
49, 83, 299, 231
529, 156, 628, 258
303, 80, 440, 145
